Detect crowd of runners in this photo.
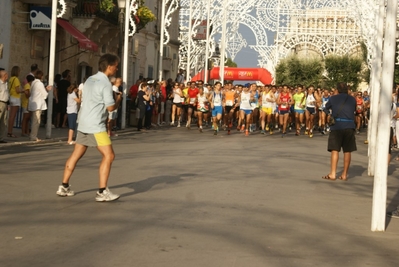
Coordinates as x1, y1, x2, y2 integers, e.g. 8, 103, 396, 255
161, 81, 370, 137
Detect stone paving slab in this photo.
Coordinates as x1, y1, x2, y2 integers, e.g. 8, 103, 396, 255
1, 126, 399, 267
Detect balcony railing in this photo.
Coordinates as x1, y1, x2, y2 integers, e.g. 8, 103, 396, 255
72, 0, 119, 25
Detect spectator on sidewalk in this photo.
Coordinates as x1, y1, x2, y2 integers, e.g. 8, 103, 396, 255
322, 82, 356, 181
159, 79, 167, 125
57, 69, 71, 128
175, 69, 184, 84
66, 83, 81, 145
0, 69, 9, 143
129, 78, 141, 109
108, 77, 122, 137
136, 80, 149, 131
56, 54, 122, 202
7, 66, 23, 138
52, 74, 61, 127
28, 70, 52, 142
21, 75, 34, 137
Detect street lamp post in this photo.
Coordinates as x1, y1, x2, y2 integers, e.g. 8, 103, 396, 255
219, 0, 228, 85
118, 0, 125, 77
204, 0, 211, 84
158, 1, 167, 82
46, 0, 58, 138
118, 0, 130, 129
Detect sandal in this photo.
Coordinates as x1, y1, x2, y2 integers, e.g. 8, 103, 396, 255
338, 176, 348, 181
7, 133, 17, 138
322, 175, 336, 181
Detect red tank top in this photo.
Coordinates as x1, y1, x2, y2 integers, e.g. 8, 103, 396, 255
356, 97, 363, 113
278, 93, 290, 111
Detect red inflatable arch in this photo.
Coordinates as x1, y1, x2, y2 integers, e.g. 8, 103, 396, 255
191, 67, 273, 85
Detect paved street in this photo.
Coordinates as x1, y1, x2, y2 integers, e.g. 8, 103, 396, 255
1, 126, 399, 267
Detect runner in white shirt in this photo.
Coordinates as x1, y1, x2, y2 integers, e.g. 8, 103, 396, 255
238, 85, 255, 136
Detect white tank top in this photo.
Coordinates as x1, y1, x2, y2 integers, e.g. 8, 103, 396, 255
240, 91, 252, 110
197, 94, 207, 108
306, 94, 316, 108
173, 88, 181, 103
262, 92, 273, 108
213, 92, 222, 107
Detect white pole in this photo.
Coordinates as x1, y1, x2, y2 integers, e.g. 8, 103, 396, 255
158, 0, 167, 82
204, 0, 211, 84
46, 0, 58, 138
121, 0, 130, 129
219, 0, 227, 84
368, 0, 385, 176
371, 0, 397, 232
186, 0, 193, 82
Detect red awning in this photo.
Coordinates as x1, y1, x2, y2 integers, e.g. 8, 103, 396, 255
57, 19, 98, 52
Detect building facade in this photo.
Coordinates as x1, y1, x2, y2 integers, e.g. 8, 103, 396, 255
0, 0, 180, 88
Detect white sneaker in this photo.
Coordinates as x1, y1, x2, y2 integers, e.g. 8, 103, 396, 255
177, 123, 181, 128
95, 188, 120, 202
56, 185, 75, 197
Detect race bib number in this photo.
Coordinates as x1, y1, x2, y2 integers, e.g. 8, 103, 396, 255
214, 98, 221, 105
281, 104, 287, 109
190, 98, 196, 104
226, 100, 233, 106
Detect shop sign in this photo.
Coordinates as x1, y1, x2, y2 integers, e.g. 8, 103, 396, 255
30, 6, 52, 30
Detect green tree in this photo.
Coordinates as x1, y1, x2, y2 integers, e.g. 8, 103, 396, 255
275, 55, 323, 87
225, 58, 237, 68
324, 55, 362, 90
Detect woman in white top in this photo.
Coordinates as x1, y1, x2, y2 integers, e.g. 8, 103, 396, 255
196, 87, 209, 132
66, 84, 81, 145
259, 85, 276, 134
171, 82, 183, 127
28, 70, 52, 141
304, 86, 320, 138
238, 85, 255, 136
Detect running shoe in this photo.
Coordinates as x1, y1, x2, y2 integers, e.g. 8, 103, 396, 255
214, 130, 218, 135
56, 185, 75, 197
245, 130, 249, 136
356, 129, 360, 134
177, 123, 181, 128
261, 130, 266, 134
309, 131, 313, 138
295, 130, 299, 136
269, 129, 273, 135
199, 128, 203, 133
265, 126, 270, 131
227, 129, 231, 135
281, 132, 286, 138
95, 188, 120, 202
305, 129, 309, 135
241, 125, 245, 132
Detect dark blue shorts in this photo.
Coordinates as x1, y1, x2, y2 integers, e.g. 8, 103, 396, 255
67, 113, 77, 130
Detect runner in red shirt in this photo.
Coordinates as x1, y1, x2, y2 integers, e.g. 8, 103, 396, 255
186, 82, 199, 129
276, 85, 293, 137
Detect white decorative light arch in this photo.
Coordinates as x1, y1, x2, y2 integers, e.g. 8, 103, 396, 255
178, 0, 388, 79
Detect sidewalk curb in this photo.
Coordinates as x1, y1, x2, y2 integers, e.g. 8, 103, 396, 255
0, 128, 138, 148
